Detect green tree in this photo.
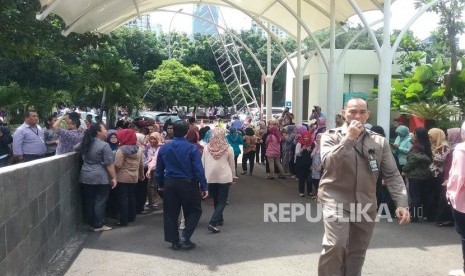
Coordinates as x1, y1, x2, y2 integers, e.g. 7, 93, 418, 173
415, 0, 465, 98
73, 45, 143, 126
144, 59, 221, 110
389, 55, 448, 109
109, 27, 164, 76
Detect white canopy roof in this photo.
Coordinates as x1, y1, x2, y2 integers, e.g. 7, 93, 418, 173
37, 0, 390, 37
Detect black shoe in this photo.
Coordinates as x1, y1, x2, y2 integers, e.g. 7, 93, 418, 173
218, 221, 224, 226
171, 243, 181, 250
437, 221, 454, 227
180, 240, 197, 250
208, 224, 220, 233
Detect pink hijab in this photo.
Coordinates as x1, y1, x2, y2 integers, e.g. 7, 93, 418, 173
207, 128, 230, 160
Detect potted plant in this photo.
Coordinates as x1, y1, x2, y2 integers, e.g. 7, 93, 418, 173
400, 102, 461, 129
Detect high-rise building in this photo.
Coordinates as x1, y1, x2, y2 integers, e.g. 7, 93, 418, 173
193, 5, 219, 35
126, 14, 152, 31
251, 20, 287, 39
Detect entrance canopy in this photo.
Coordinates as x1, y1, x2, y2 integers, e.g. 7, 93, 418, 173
37, 0, 390, 38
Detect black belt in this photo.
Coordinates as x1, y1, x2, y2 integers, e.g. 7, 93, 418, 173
23, 154, 45, 158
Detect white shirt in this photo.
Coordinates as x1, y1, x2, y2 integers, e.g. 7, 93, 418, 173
201, 146, 236, 184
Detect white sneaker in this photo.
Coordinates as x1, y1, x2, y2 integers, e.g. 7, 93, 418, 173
93, 225, 112, 232
449, 269, 465, 276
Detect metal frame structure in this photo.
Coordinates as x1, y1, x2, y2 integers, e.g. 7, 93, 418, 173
36, 0, 444, 136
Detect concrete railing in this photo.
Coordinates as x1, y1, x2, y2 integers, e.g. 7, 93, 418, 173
0, 153, 82, 275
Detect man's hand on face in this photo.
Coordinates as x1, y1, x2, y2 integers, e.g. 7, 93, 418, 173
346, 120, 364, 140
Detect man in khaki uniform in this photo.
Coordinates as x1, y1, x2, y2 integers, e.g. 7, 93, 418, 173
318, 98, 410, 276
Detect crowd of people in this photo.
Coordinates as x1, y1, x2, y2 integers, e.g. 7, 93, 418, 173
1, 100, 465, 275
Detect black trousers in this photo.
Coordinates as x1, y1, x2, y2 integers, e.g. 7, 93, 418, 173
209, 183, 231, 226
82, 184, 110, 228
436, 185, 453, 222
136, 168, 148, 214
255, 143, 262, 163
242, 151, 255, 172
408, 178, 427, 219
117, 182, 136, 225
163, 178, 202, 244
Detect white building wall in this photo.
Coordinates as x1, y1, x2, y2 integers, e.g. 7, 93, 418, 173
286, 49, 400, 123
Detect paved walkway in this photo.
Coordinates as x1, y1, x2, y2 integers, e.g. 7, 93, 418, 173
64, 163, 462, 276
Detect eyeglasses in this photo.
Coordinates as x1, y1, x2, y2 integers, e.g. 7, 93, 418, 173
167, 127, 173, 129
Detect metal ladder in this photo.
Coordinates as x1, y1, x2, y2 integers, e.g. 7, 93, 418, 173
196, 4, 259, 119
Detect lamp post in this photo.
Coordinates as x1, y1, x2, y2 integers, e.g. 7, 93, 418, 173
167, 8, 183, 59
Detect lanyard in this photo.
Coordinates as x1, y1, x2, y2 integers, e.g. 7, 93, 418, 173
29, 127, 39, 136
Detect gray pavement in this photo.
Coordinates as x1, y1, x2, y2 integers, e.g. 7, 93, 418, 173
64, 163, 462, 276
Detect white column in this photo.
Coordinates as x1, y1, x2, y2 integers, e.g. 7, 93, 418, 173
294, 0, 303, 125
377, 0, 393, 138
326, 0, 337, 129
266, 26, 273, 122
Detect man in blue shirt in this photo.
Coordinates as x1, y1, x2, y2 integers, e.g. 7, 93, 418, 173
12, 110, 47, 162
156, 121, 208, 250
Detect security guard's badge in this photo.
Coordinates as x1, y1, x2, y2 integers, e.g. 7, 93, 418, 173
368, 150, 378, 172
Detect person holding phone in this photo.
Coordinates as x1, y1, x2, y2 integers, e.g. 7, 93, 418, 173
317, 98, 410, 275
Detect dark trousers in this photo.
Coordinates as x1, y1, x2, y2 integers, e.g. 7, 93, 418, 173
425, 176, 442, 221
117, 182, 136, 225
453, 209, 465, 273
408, 178, 427, 220
312, 178, 320, 195
298, 173, 311, 194
255, 143, 262, 163
163, 179, 202, 244
82, 184, 110, 228
234, 156, 238, 174
0, 157, 9, 168
209, 183, 231, 226
242, 151, 255, 173
23, 154, 45, 162
136, 168, 148, 214
261, 143, 266, 163
436, 185, 453, 223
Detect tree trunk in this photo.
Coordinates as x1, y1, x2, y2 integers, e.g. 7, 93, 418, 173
99, 87, 107, 122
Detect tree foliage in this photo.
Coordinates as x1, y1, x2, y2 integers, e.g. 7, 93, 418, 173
144, 59, 221, 110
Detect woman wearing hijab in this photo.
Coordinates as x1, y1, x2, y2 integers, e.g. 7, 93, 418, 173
145, 132, 164, 211
445, 123, 465, 276
283, 125, 296, 174
105, 129, 119, 218
266, 121, 285, 179
428, 128, 450, 222
226, 127, 244, 175
392, 125, 412, 173
106, 130, 119, 157
202, 128, 236, 233
437, 128, 461, 226
294, 130, 313, 196
114, 129, 144, 226
256, 120, 267, 164
402, 128, 432, 222
310, 133, 323, 198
